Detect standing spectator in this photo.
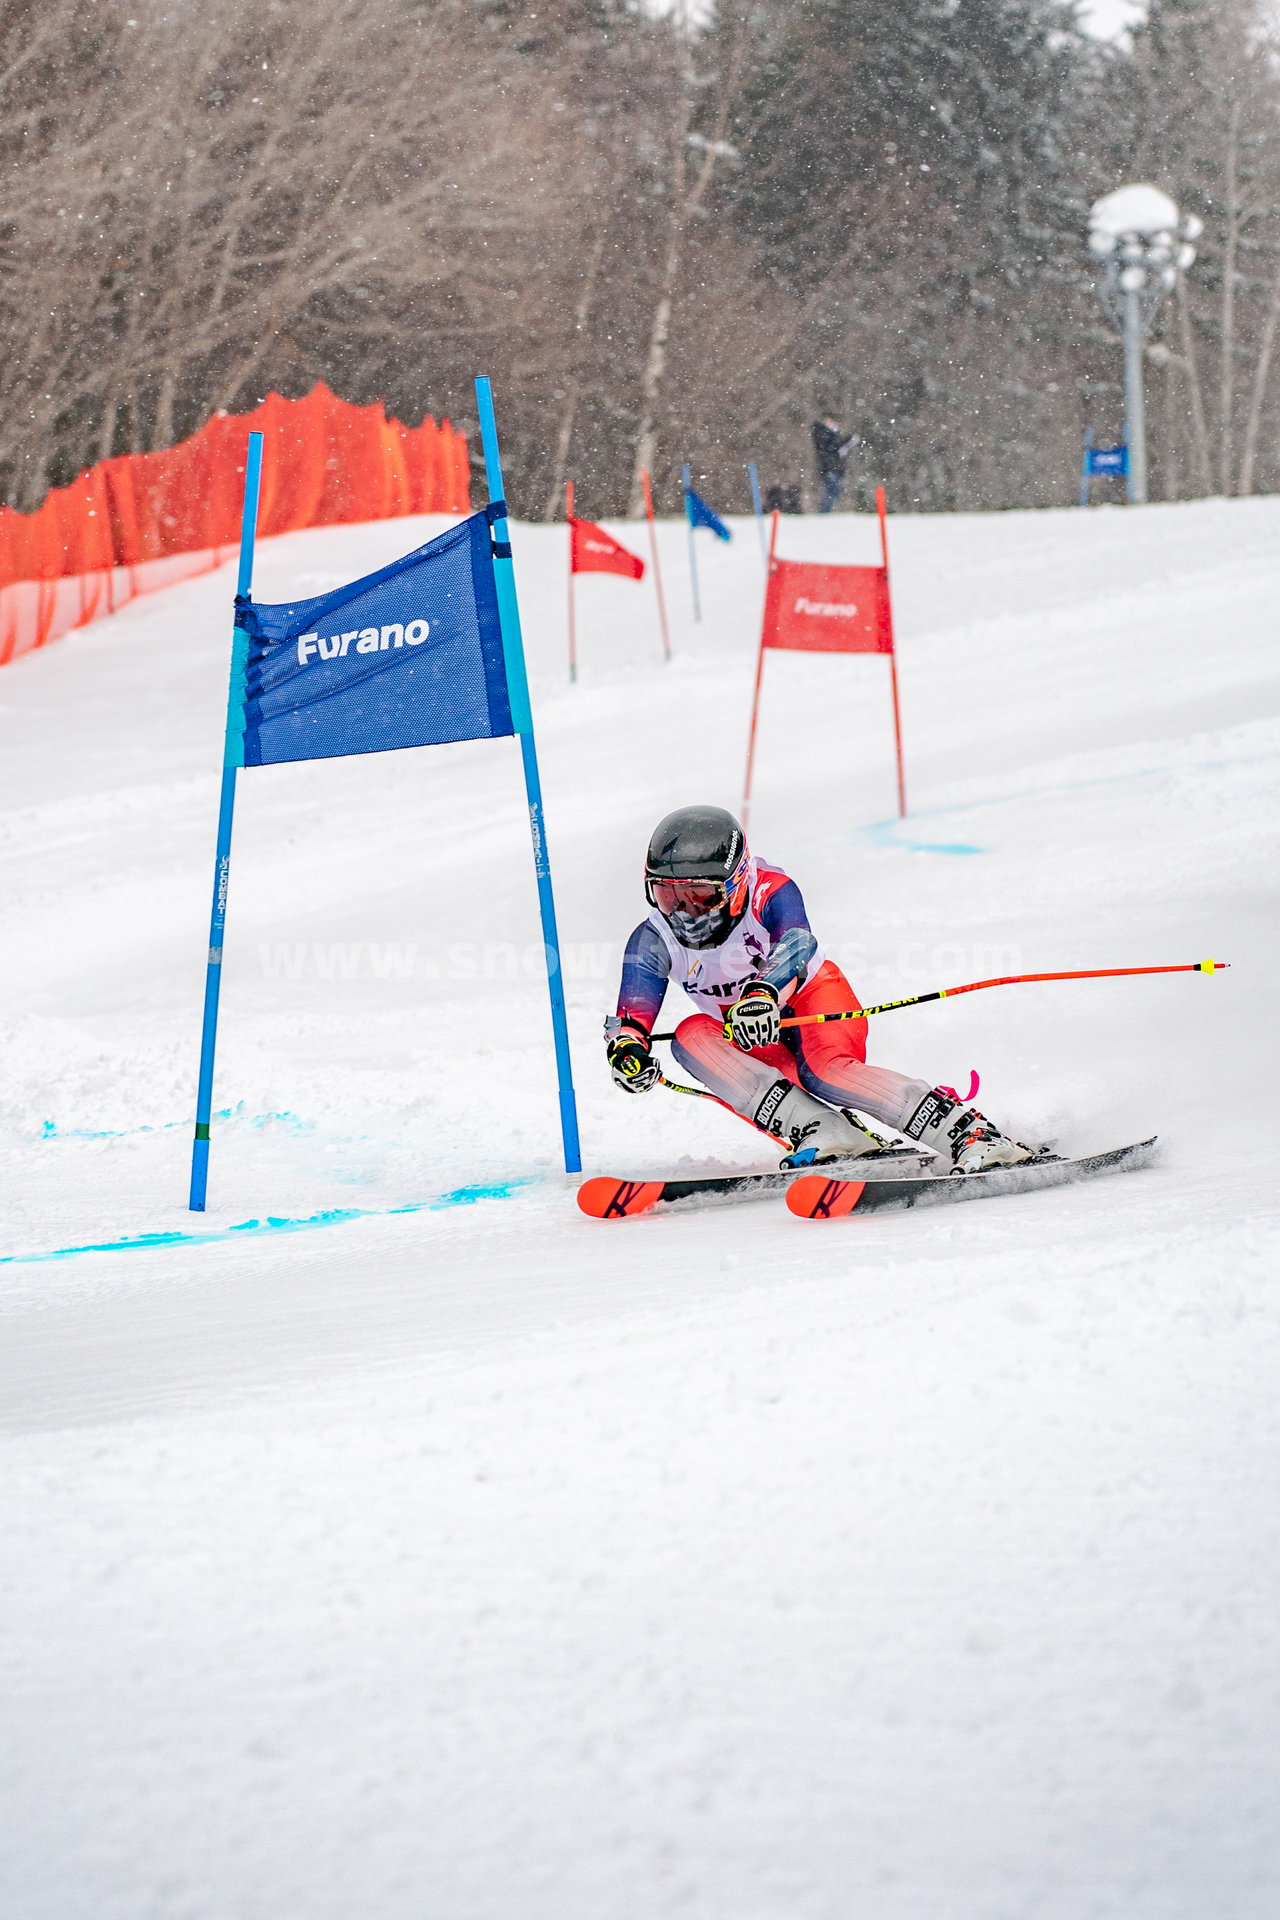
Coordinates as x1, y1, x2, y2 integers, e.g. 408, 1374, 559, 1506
811, 416, 856, 513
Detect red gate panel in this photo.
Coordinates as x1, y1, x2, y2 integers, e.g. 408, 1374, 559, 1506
762, 558, 893, 654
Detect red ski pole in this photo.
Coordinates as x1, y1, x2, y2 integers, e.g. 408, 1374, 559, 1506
647, 960, 1227, 1043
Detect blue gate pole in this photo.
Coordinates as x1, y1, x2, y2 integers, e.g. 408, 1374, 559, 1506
682, 463, 702, 622
474, 377, 582, 1175
746, 459, 767, 565
1080, 428, 1092, 509
188, 430, 263, 1210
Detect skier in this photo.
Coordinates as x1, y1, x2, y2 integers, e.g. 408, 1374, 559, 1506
605, 805, 1033, 1172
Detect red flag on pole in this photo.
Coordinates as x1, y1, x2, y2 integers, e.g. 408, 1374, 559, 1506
565, 483, 650, 684
570, 517, 645, 580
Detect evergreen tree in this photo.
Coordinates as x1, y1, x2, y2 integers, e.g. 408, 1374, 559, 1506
720, 0, 1099, 506
1100, 0, 1280, 496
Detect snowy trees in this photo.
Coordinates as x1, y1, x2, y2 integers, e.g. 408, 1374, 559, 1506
0, 0, 572, 508
723, 0, 1099, 509
1, 0, 1279, 515
1102, 0, 1280, 499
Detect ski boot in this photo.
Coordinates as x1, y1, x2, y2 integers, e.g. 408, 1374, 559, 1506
754, 1080, 885, 1168
903, 1087, 1034, 1174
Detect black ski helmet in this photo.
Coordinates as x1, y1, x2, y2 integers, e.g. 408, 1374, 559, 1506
644, 804, 751, 949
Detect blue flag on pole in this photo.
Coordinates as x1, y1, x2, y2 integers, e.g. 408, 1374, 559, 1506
234, 508, 512, 767
685, 487, 731, 542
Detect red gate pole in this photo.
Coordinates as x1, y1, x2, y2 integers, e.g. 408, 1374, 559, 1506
641, 467, 672, 663
877, 485, 907, 819
565, 479, 578, 685
742, 509, 780, 831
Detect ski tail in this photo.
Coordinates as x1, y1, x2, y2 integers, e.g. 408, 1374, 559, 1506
785, 1176, 867, 1219
577, 1177, 667, 1220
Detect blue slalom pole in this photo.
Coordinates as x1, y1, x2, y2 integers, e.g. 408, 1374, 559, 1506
188, 431, 263, 1210
474, 377, 582, 1175
682, 462, 701, 622
746, 459, 767, 565
1080, 429, 1092, 509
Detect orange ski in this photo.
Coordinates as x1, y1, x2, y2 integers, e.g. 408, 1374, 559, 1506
576, 1149, 925, 1221
576, 1178, 668, 1219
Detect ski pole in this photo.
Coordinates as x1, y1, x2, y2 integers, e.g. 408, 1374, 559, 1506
657, 1069, 786, 1144
647, 959, 1227, 1043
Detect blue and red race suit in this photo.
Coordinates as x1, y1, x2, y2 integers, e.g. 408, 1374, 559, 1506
614, 856, 929, 1133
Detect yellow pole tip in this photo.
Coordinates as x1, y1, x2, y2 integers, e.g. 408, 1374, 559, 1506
1199, 958, 1229, 972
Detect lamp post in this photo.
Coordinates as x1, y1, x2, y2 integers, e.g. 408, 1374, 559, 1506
1087, 184, 1200, 505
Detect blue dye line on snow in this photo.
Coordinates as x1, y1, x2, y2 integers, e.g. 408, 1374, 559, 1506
857, 738, 1280, 858
859, 763, 1166, 856
860, 819, 986, 856
0, 1181, 533, 1267
40, 1108, 315, 1144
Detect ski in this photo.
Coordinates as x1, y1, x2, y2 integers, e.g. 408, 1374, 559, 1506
785, 1136, 1158, 1219
576, 1148, 931, 1220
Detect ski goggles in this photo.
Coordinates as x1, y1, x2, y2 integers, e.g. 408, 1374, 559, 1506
645, 877, 729, 919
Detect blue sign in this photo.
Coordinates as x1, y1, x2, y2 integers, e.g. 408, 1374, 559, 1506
235, 509, 511, 767
1085, 444, 1129, 477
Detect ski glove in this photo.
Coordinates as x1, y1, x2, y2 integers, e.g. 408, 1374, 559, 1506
726, 981, 781, 1051
606, 1019, 660, 1094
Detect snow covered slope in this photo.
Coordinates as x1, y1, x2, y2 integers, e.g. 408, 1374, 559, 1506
1, 498, 1277, 1918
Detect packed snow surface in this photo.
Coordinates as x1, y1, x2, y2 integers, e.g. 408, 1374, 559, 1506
2, 495, 1277, 1918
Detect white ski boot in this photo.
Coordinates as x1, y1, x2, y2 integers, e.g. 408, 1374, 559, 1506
754, 1079, 884, 1167
902, 1087, 1034, 1174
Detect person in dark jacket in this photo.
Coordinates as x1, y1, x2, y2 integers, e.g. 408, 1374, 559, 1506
812, 416, 856, 513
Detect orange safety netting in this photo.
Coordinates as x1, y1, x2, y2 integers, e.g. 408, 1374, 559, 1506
0, 384, 471, 667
